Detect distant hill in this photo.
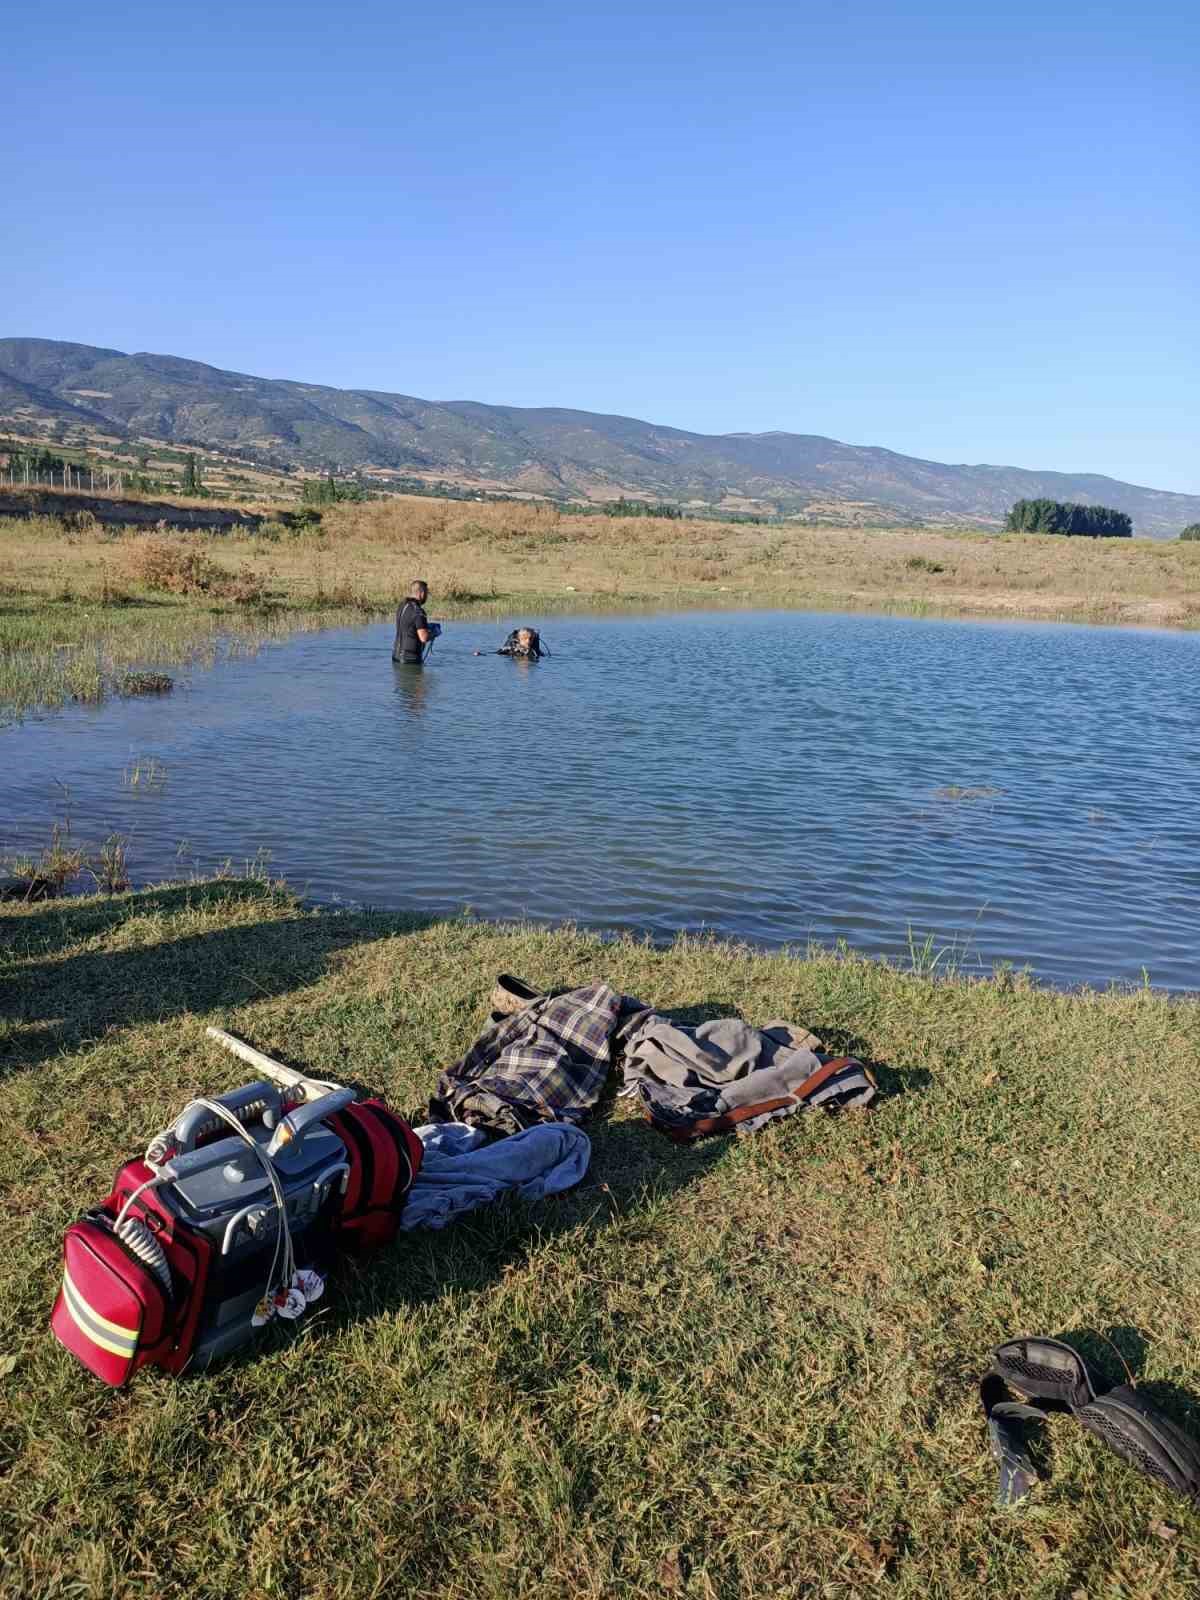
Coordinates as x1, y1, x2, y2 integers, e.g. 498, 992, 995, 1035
2, 336, 1196, 535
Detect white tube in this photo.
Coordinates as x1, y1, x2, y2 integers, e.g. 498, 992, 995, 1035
205, 1026, 340, 1101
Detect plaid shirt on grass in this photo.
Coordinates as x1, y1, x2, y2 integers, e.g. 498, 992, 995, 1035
430, 982, 647, 1136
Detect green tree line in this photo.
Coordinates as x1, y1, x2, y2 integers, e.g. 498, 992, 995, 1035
5, 445, 73, 477
602, 497, 683, 519
300, 472, 369, 505
1005, 499, 1132, 537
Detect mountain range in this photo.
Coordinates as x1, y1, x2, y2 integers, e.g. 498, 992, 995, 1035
1, 337, 1196, 535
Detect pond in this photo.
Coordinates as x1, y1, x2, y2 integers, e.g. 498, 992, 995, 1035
4, 609, 1198, 991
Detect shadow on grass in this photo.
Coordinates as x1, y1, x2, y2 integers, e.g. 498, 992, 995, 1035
815, 1022, 932, 1100
0, 882, 427, 1076
654, 998, 735, 1028
239, 1115, 733, 1374
1069, 1324, 1148, 1385
1, 881, 269, 958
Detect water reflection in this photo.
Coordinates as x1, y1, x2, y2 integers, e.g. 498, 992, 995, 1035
391, 662, 431, 717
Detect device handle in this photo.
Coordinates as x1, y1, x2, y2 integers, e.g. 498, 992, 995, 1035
173, 1081, 283, 1152
155, 1136, 253, 1184
265, 1087, 356, 1156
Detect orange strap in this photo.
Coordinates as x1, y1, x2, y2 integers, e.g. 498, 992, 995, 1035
660, 1056, 860, 1142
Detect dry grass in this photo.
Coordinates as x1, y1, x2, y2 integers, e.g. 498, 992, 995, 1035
3, 497, 1200, 719
2, 880, 1200, 1597
315, 496, 1200, 628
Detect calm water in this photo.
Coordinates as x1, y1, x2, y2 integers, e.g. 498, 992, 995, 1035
4, 610, 1198, 990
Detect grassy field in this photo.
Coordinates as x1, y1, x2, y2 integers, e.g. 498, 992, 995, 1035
4, 495, 1200, 719
2, 880, 1199, 1598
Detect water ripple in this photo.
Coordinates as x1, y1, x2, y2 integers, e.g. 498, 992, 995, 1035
3, 609, 1198, 990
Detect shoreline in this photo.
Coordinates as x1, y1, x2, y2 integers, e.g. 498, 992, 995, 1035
3, 871, 1192, 1000
4, 498, 1200, 718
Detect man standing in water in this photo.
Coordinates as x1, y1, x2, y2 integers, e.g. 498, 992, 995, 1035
392, 579, 435, 665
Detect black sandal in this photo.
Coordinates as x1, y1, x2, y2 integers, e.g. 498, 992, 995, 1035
983, 1335, 1200, 1507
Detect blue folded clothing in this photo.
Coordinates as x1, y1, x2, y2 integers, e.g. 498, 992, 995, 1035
400, 1121, 592, 1230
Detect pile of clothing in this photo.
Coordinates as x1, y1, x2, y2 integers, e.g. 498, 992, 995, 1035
399, 975, 876, 1229
618, 1011, 876, 1141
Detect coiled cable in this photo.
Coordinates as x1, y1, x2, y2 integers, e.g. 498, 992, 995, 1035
115, 1216, 173, 1293
113, 1174, 174, 1293
189, 1097, 296, 1299
119, 1096, 298, 1311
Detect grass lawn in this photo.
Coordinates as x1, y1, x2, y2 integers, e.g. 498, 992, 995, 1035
4, 496, 1200, 719
2, 880, 1199, 1597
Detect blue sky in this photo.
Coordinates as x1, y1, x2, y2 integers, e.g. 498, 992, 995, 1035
4, 0, 1197, 489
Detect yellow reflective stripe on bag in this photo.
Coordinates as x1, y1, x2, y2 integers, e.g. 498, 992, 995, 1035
62, 1266, 139, 1358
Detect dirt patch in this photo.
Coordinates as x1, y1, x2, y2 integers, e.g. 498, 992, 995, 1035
0, 487, 268, 533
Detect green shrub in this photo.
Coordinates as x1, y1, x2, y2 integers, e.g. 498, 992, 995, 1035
300, 474, 366, 506
1179, 523, 1200, 541
602, 497, 683, 520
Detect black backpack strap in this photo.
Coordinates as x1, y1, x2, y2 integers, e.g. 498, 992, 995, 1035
981, 1373, 1045, 1506
1076, 1385, 1200, 1504
990, 1336, 1098, 1411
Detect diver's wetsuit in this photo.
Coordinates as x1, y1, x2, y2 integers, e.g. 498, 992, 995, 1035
393, 598, 429, 664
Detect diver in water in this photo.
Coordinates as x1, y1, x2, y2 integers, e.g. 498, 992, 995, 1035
475, 627, 548, 660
